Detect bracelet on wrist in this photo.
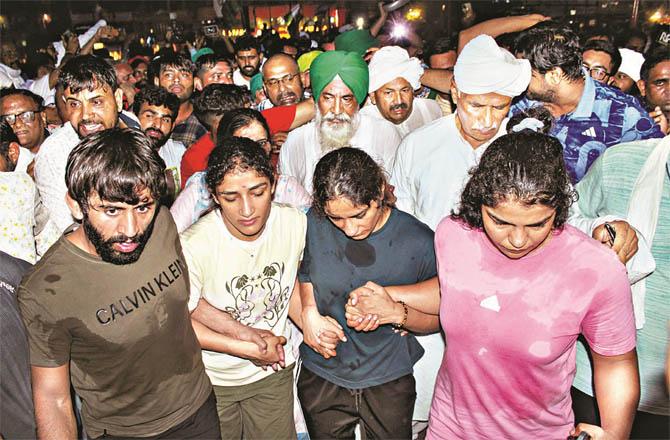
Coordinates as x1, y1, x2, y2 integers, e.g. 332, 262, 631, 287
392, 300, 408, 330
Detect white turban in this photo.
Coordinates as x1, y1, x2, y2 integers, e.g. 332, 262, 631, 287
368, 46, 424, 93
454, 35, 531, 97
618, 48, 645, 82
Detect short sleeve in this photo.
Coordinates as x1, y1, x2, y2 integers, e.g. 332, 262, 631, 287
414, 225, 437, 281
297, 214, 313, 284
580, 259, 636, 356
16, 286, 71, 367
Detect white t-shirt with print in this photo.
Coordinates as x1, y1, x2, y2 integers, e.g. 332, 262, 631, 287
180, 203, 306, 386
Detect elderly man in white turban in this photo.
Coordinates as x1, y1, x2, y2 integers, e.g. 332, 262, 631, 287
388, 34, 531, 438
361, 46, 442, 138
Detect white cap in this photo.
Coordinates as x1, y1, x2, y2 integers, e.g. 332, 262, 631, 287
454, 35, 531, 97
368, 46, 424, 93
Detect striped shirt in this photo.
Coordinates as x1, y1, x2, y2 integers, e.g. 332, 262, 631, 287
573, 138, 669, 415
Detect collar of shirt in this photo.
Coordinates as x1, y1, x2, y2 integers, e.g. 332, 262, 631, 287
571, 74, 595, 119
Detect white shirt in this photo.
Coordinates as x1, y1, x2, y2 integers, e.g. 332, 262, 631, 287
34, 122, 80, 232
233, 69, 251, 89
0, 63, 24, 89
278, 112, 402, 193
0, 172, 60, 264
360, 97, 442, 139
16, 148, 35, 174
391, 113, 508, 230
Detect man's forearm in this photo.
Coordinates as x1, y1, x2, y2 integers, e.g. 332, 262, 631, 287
191, 318, 261, 359
34, 395, 76, 440
420, 69, 453, 93
191, 297, 243, 336
593, 349, 639, 439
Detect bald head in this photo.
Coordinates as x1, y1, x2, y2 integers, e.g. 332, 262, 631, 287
115, 63, 135, 86
262, 53, 304, 107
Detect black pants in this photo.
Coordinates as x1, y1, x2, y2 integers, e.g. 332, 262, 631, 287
297, 367, 415, 440
96, 392, 221, 440
571, 387, 669, 440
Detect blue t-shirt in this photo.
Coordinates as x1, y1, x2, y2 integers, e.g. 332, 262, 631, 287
510, 75, 663, 183
298, 208, 436, 389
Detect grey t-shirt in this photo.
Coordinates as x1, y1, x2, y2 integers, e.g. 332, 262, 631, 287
298, 208, 437, 389
0, 251, 36, 440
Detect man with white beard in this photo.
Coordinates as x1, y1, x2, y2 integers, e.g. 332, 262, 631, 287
278, 51, 400, 193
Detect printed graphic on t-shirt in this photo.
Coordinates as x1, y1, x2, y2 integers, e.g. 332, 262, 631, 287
223, 262, 290, 328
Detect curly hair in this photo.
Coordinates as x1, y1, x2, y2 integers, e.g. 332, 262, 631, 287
514, 21, 583, 82
205, 136, 274, 194
132, 86, 180, 120
453, 130, 576, 230
312, 147, 393, 217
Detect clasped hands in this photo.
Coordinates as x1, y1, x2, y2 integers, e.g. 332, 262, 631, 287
302, 282, 402, 359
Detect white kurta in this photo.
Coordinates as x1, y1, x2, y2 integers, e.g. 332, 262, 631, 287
389, 113, 508, 422
391, 113, 508, 230
360, 97, 442, 139
278, 112, 401, 194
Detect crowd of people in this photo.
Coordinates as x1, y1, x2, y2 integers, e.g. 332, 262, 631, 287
0, 3, 669, 440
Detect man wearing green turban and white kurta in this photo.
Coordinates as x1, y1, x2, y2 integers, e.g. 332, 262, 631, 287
278, 51, 401, 194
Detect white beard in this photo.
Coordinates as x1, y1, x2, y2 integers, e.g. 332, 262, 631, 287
316, 108, 360, 153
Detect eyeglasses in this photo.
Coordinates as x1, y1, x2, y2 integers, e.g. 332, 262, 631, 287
1, 110, 40, 126
264, 73, 299, 88
583, 65, 611, 81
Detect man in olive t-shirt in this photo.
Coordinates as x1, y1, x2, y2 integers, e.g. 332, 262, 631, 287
17, 128, 219, 439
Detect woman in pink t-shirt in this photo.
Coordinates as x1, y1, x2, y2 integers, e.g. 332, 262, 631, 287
427, 126, 638, 439
347, 122, 640, 439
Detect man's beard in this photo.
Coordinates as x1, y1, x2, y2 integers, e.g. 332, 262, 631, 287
76, 114, 119, 138
82, 213, 156, 265
241, 64, 259, 77
144, 128, 169, 150
526, 87, 557, 104
316, 108, 360, 153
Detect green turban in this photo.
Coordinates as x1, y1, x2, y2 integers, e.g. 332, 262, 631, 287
334, 30, 379, 56
249, 73, 264, 98
310, 51, 369, 105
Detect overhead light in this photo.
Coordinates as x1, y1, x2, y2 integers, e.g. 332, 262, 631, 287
570, 9, 577, 16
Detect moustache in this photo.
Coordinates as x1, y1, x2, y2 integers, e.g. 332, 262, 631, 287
278, 91, 297, 101
322, 112, 351, 123
108, 234, 139, 244
145, 128, 165, 138
390, 103, 408, 111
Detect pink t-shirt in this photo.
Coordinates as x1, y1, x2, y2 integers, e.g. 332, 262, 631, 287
427, 218, 636, 440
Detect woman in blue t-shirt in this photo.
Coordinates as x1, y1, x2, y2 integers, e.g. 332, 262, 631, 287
293, 147, 439, 439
